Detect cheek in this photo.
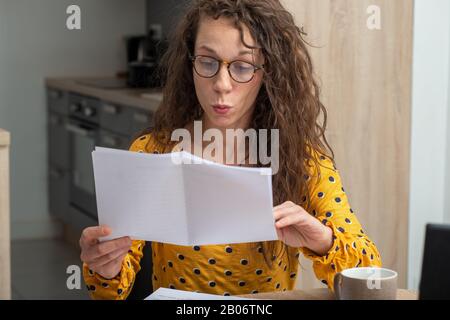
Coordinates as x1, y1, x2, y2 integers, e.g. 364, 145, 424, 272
252, 73, 264, 94
193, 75, 210, 104
240, 79, 263, 107
194, 76, 212, 100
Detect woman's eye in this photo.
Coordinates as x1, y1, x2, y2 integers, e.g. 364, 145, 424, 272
232, 63, 253, 73
198, 59, 217, 69
200, 61, 214, 68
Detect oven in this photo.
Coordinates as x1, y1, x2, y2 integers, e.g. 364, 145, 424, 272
64, 93, 139, 222
66, 93, 100, 221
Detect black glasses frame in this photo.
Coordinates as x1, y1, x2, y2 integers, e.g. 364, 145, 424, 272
189, 54, 264, 83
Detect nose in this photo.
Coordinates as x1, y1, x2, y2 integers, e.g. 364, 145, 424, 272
212, 63, 233, 93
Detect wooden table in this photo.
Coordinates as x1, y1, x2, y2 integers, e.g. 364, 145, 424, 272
241, 288, 418, 300
0, 128, 11, 300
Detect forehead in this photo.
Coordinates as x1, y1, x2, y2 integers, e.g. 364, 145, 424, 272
195, 16, 259, 55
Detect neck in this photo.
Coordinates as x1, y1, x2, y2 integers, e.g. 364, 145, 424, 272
191, 115, 252, 165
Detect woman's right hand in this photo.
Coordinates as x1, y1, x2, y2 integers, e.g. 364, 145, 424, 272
80, 225, 132, 279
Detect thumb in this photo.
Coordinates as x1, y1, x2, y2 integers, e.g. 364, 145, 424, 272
99, 225, 112, 236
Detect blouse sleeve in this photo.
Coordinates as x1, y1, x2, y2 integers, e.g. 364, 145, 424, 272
82, 240, 145, 300
299, 154, 382, 290
82, 134, 152, 299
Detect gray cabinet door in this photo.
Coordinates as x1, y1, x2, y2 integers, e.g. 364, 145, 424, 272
98, 129, 130, 150
129, 108, 154, 137
99, 102, 133, 136
48, 165, 70, 222
47, 88, 69, 115
48, 112, 70, 169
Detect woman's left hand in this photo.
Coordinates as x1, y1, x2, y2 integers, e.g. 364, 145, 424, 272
273, 201, 334, 256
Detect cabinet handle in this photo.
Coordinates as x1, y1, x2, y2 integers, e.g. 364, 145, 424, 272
49, 168, 63, 179
49, 114, 61, 126
102, 135, 119, 147
49, 90, 61, 100
70, 103, 81, 113
103, 104, 119, 115
73, 171, 80, 186
133, 112, 150, 123
65, 123, 94, 136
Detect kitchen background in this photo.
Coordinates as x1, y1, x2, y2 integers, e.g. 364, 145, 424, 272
0, 0, 449, 299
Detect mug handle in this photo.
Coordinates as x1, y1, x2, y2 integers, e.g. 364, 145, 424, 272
333, 272, 343, 300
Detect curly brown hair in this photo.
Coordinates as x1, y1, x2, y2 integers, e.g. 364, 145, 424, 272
139, 0, 334, 268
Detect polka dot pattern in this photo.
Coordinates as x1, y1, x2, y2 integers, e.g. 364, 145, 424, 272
298, 152, 382, 291
82, 135, 382, 299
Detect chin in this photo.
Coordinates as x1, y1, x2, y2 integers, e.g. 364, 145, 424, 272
205, 112, 236, 129
211, 119, 235, 130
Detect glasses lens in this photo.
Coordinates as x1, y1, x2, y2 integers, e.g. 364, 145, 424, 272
194, 56, 219, 77
230, 61, 255, 83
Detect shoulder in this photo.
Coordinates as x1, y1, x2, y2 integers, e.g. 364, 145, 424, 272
128, 130, 172, 154
303, 149, 347, 209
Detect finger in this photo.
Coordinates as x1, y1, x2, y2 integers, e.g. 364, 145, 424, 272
273, 201, 296, 210
80, 225, 111, 248
273, 205, 300, 221
85, 242, 131, 265
82, 236, 131, 262
275, 214, 304, 229
87, 246, 130, 270
94, 251, 128, 279
89, 236, 132, 260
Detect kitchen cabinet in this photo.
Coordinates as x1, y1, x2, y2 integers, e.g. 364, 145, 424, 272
282, 0, 413, 289
46, 79, 158, 299
45, 79, 158, 231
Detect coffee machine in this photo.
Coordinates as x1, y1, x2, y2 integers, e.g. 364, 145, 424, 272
125, 30, 168, 88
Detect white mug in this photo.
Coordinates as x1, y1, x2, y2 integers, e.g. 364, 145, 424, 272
334, 267, 398, 300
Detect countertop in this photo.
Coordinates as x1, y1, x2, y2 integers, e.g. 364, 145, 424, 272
239, 288, 418, 300
45, 77, 164, 112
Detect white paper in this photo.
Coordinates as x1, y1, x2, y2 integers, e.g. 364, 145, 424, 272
92, 147, 278, 245
144, 287, 253, 300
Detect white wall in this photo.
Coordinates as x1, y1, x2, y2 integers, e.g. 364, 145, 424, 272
408, 0, 450, 289
446, 21, 450, 225
0, 0, 145, 240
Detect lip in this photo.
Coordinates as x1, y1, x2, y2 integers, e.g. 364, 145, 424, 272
212, 104, 232, 115
212, 104, 232, 109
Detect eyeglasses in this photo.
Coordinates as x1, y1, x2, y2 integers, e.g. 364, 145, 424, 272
189, 54, 264, 83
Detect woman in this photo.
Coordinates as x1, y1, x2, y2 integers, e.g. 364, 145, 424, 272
81, 0, 381, 299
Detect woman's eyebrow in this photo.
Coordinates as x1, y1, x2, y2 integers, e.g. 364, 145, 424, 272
198, 45, 253, 56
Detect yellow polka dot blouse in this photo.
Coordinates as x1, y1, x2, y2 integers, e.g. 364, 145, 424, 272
83, 133, 382, 299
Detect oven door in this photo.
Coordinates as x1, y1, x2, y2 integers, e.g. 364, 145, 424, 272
66, 119, 99, 221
